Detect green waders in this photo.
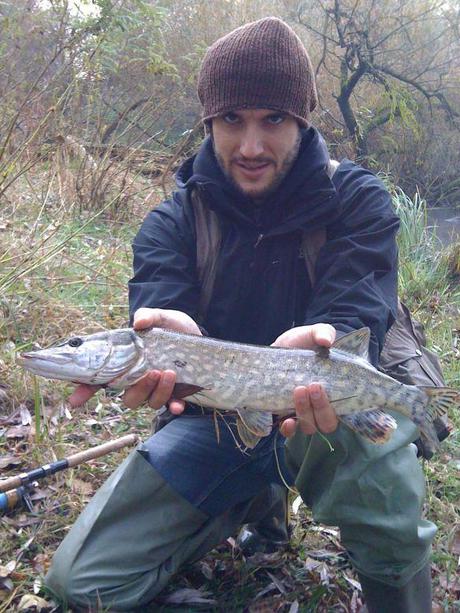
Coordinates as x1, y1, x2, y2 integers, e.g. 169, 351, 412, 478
45, 445, 275, 612
285, 412, 435, 588
45, 413, 435, 611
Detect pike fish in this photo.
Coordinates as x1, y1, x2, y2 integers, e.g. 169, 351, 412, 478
19, 327, 458, 449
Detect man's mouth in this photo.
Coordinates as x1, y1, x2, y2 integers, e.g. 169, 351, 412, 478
234, 161, 272, 180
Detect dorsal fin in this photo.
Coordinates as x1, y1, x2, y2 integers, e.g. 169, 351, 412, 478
333, 328, 370, 361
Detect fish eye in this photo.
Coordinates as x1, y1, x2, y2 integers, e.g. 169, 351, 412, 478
68, 337, 83, 348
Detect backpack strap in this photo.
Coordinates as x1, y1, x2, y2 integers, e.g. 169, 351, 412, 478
301, 229, 327, 286
191, 188, 222, 324
301, 159, 339, 285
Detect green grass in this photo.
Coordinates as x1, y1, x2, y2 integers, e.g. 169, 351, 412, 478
0, 168, 459, 611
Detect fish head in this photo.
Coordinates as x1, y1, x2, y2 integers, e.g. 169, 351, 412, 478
19, 329, 142, 385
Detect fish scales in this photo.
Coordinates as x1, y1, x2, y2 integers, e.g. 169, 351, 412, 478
19, 326, 459, 450
141, 329, 406, 415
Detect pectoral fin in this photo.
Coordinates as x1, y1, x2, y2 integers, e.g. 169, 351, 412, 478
340, 409, 397, 444
172, 383, 206, 399
236, 410, 273, 449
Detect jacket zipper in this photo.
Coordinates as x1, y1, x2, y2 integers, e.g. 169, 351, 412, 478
254, 233, 264, 248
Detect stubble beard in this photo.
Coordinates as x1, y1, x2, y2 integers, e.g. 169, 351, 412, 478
214, 132, 301, 202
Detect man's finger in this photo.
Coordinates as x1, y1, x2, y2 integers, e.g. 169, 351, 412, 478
294, 386, 317, 435
133, 308, 162, 330
311, 324, 336, 347
169, 399, 186, 415
308, 382, 338, 433
279, 417, 297, 438
147, 370, 176, 410
68, 384, 101, 408
122, 370, 161, 409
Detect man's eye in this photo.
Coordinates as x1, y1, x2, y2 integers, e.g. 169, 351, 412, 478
267, 114, 285, 125
223, 113, 240, 124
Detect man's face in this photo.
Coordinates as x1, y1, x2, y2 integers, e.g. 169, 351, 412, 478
211, 109, 301, 199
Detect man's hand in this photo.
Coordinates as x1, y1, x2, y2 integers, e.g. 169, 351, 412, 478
68, 308, 202, 413
272, 324, 339, 438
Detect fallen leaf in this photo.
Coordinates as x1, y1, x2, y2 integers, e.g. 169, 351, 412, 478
162, 587, 216, 605
350, 589, 363, 613
0, 387, 10, 404
343, 574, 362, 591
304, 557, 321, 572
311, 525, 340, 538
292, 495, 302, 514
71, 478, 94, 497
2, 514, 41, 528
0, 455, 22, 469
245, 551, 284, 568
449, 526, 460, 555
248, 596, 284, 612
438, 574, 460, 594
254, 583, 277, 600
32, 553, 52, 575
288, 601, 299, 613
318, 561, 331, 585
28, 487, 52, 501
308, 548, 340, 561
6, 424, 31, 439
19, 404, 32, 426
266, 570, 286, 594
199, 560, 213, 580
33, 576, 42, 595
0, 561, 16, 578
0, 578, 13, 591
0, 588, 11, 601
17, 593, 54, 611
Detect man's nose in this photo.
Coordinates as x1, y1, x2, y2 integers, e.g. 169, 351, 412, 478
239, 126, 265, 158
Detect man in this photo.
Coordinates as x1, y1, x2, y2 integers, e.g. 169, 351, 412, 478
46, 17, 435, 612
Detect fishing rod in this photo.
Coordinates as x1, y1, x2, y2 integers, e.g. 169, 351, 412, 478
0, 433, 139, 513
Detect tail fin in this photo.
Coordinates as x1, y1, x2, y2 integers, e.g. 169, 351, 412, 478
419, 387, 459, 455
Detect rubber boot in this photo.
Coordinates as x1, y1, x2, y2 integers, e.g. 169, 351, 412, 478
236, 483, 290, 555
358, 563, 432, 613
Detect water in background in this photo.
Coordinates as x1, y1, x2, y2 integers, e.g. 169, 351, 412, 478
427, 207, 460, 247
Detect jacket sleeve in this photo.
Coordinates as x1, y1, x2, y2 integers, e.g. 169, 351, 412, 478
128, 195, 201, 323
304, 162, 400, 365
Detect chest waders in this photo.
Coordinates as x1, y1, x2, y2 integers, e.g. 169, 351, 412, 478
191, 159, 439, 612
44, 162, 436, 613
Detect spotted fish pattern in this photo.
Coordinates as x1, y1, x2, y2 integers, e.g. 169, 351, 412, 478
20, 327, 459, 450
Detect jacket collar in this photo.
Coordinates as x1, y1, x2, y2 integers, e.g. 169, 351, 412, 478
175, 126, 342, 235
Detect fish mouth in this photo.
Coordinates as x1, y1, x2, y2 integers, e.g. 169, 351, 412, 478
20, 352, 72, 365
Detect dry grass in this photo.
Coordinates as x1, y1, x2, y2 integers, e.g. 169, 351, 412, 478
0, 161, 459, 612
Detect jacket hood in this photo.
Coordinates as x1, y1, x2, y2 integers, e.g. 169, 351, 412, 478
175, 127, 341, 235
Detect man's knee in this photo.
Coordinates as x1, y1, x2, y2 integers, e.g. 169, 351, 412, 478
45, 563, 84, 611
45, 558, 158, 612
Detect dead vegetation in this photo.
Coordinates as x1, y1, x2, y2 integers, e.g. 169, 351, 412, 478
0, 154, 459, 612
0, 2, 458, 608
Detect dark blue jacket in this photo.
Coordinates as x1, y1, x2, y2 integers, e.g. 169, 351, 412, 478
129, 127, 399, 365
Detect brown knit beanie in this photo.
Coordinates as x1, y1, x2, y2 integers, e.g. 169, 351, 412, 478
197, 17, 317, 126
